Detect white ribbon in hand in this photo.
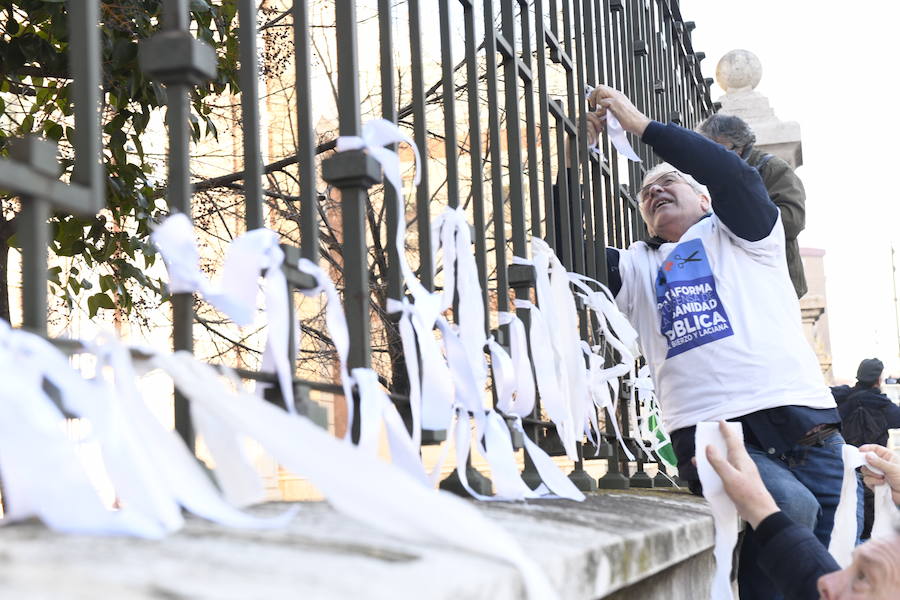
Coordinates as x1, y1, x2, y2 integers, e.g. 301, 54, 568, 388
829, 444, 897, 567
696, 421, 741, 600
584, 84, 641, 162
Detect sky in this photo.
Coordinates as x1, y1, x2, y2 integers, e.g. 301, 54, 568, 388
680, 0, 900, 381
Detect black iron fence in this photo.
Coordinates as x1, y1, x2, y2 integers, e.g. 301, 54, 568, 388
6, 0, 713, 495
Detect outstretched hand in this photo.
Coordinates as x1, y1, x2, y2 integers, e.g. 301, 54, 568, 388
859, 444, 900, 505
586, 85, 651, 137
705, 421, 780, 528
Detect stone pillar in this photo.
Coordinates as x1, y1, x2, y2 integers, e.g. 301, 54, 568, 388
800, 248, 835, 383
714, 49, 802, 169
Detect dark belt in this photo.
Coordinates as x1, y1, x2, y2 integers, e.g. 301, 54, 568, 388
797, 423, 840, 446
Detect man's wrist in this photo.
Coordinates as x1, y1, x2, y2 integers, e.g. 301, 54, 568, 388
633, 116, 650, 137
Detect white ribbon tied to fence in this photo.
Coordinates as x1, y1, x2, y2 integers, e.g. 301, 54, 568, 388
151, 213, 295, 414
154, 350, 558, 600
0, 322, 293, 536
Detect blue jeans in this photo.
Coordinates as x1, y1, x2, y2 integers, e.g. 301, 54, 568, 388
738, 431, 863, 600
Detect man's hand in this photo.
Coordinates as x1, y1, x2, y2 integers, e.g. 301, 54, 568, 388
705, 420, 780, 528
859, 444, 900, 505
585, 112, 604, 148
586, 85, 651, 137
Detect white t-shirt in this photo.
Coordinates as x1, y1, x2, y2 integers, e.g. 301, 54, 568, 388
615, 214, 835, 433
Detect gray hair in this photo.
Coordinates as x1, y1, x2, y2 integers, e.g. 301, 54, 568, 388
696, 113, 756, 154
641, 162, 710, 201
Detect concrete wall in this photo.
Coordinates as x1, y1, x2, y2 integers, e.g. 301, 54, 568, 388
1, 489, 719, 600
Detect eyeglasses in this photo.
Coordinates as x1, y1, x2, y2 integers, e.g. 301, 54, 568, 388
639, 171, 684, 204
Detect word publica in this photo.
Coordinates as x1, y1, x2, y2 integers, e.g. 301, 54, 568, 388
664, 311, 729, 346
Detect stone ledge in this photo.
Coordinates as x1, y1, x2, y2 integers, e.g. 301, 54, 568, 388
0, 489, 715, 600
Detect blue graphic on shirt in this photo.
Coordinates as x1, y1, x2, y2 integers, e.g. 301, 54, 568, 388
655, 238, 733, 358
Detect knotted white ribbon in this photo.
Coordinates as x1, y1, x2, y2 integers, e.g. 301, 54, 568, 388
432, 206, 488, 388
0, 322, 292, 535
513, 297, 577, 460
151, 214, 295, 414
829, 444, 898, 567
352, 367, 430, 486
295, 258, 355, 433
0, 323, 164, 537
696, 421, 742, 600
496, 311, 536, 418
336, 118, 427, 304
584, 84, 642, 162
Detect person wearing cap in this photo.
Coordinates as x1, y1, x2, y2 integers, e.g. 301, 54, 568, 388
696, 113, 808, 299
584, 84, 853, 600
832, 358, 900, 538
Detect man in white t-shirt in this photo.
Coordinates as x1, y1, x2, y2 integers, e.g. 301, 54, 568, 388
585, 85, 859, 600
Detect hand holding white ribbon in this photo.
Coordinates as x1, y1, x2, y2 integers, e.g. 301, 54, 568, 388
829, 444, 897, 567
696, 421, 742, 600
584, 83, 641, 162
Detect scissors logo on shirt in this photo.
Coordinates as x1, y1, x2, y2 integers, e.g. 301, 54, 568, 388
655, 239, 733, 358
663, 250, 702, 272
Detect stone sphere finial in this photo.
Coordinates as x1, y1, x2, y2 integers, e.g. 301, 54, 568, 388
715, 49, 762, 93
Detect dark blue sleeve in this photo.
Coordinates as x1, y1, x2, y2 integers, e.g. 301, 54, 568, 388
606, 247, 622, 297
884, 401, 900, 430
755, 511, 839, 600
641, 121, 778, 242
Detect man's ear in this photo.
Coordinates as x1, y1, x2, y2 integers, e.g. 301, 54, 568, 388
699, 194, 711, 213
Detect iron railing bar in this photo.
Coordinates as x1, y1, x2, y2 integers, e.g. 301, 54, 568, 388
69, 0, 102, 203
407, 0, 434, 291
500, 2, 528, 262
238, 0, 265, 231
519, 2, 542, 241
482, 0, 510, 313
461, 0, 489, 329
292, 0, 319, 262
378, 0, 402, 301
438, 0, 461, 210
533, 0, 555, 248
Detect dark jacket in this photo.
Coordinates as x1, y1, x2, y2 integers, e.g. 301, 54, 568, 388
745, 147, 807, 298
756, 511, 839, 600
831, 383, 900, 447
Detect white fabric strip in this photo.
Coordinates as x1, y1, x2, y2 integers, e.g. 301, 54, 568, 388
295, 258, 355, 434
696, 421, 741, 600
514, 298, 577, 460
497, 311, 536, 418
0, 326, 164, 537
828, 444, 897, 567
156, 353, 557, 599
351, 367, 429, 486
152, 214, 295, 414
511, 418, 586, 502
584, 84, 641, 162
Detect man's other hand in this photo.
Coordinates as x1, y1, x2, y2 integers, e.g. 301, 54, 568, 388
586, 85, 651, 137
859, 444, 900, 505
705, 420, 780, 528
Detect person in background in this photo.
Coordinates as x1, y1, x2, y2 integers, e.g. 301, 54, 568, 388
832, 358, 900, 538
707, 420, 900, 600
696, 113, 807, 298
